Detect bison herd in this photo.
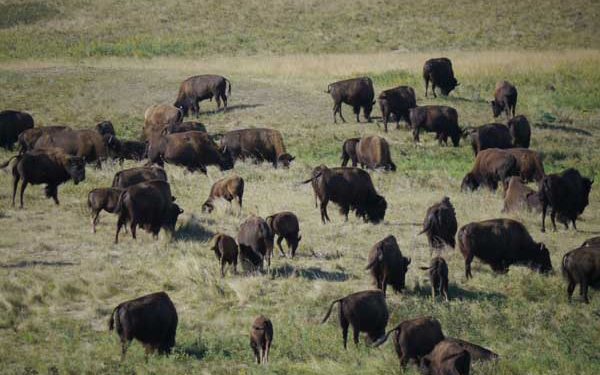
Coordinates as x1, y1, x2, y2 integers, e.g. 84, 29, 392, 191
0, 58, 598, 372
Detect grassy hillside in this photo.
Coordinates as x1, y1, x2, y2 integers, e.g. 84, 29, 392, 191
0, 0, 599, 59
0, 51, 599, 374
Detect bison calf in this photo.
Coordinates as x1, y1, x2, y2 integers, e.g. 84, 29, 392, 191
420, 339, 471, 375
266, 211, 301, 258
562, 244, 600, 303
420, 257, 449, 301
491, 81, 517, 119
202, 175, 244, 214
420, 197, 457, 250
88, 187, 123, 233
250, 315, 273, 365
237, 215, 274, 271
210, 233, 239, 277
507, 115, 531, 148
340, 138, 360, 167
366, 235, 411, 296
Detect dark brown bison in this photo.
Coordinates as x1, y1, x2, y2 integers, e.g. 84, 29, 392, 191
410, 106, 461, 147
340, 137, 360, 167
420, 197, 457, 250
108, 291, 178, 359
326, 77, 375, 123
562, 244, 600, 303
114, 180, 183, 244
461, 148, 519, 192
210, 233, 239, 277
143, 104, 183, 140
112, 166, 168, 189
378, 86, 417, 132
506, 148, 545, 183
2, 148, 85, 208
468, 123, 512, 156
147, 131, 233, 173
250, 315, 273, 365
582, 236, 600, 247
162, 121, 207, 135
491, 81, 517, 119
507, 115, 531, 148
539, 168, 593, 232
237, 215, 274, 271
302, 165, 387, 224
266, 211, 301, 258
423, 58, 459, 97
322, 290, 388, 349
18, 125, 71, 153
105, 135, 147, 163
502, 177, 541, 213
33, 128, 108, 167
445, 338, 499, 362
356, 135, 396, 171
220, 128, 294, 168
95, 120, 116, 136
0, 110, 34, 150
458, 218, 552, 279
420, 257, 449, 301
366, 235, 411, 296
374, 317, 445, 369
174, 75, 231, 117
202, 175, 244, 214
88, 187, 123, 233
419, 339, 471, 375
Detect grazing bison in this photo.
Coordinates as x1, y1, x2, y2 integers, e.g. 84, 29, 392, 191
162, 121, 206, 135
506, 148, 545, 183
539, 168, 593, 232
507, 115, 531, 148
210, 233, 239, 277
327, 77, 375, 123
374, 317, 445, 369
423, 58, 459, 98
108, 291, 178, 359
491, 81, 518, 119
562, 244, 600, 303
366, 235, 411, 296
322, 290, 388, 348
266, 211, 301, 258
147, 131, 233, 173
468, 123, 513, 156
410, 106, 461, 147
202, 175, 244, 213
445, 338, 499, 362
88, 187, 123, 233
114, 180, 183, 244
458, 218, 552, 279
378, 86, 417, 131
302, 165, 387, 224
340, 137, 360, 167
112, 166, 167, 189
461, 148, 519, 192
95, 120, 115, 136
0, 110, 34, 150
250, 315, 273, 365
502, 177, 541, 213
237, 215, 274, 271
105, 135, 147, 162
220, 128, 294, 168
18, 125, 71, 153
143, 104, 183, 140
419, 339, 471, 375
2, 148, 85, 208
174, 75, 231, 117
420, 257, 449, 301
420, 197, 457, 250
356, 135, 396, 171
33, 128, 109, 167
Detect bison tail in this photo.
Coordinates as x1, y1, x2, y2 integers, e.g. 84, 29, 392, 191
225, 78, 232, 96
300, 171, 322, 185
108, 304, 120, 331
561, 252, 572, 280
372, 324, 401, 347
321, 298, 342, 324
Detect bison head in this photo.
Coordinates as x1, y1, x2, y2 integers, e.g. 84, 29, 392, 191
218, 148, 234, 171
365, 195, 387, 224
440, 78, 459, 96
174, 99, 191, 117
201, 200, 214, 213
490, 100, 503, 118
96, 120, 115, 136
534, 243, 553, 273
163, 203, 184, 233
66, 156, 86, 184
461, 173, 479, 191
277, 153, 295, 168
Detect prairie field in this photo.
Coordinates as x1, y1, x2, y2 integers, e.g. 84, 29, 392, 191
1, 1, 600, 374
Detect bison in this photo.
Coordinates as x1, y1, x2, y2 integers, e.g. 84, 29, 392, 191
322, 290, 388, 348
302, 165, 387, 224
95, 120, 116, 136
562, 244, 600, 303
250, 315, 273, 365
88, 187, 123, 233
202, 175, 244, 214
266, 211, 301, 258
468, 123, 513, 156
174, 75, 231, 117
210, 233, 239, 277
506, 148, 545, 183
105, 135, 147, 163
0, 110, 34, 150
458, 218, 552, 279
237, 215, 274, 271
423, 58, 459, 98
356, 135, 396, 171
33, 128, 109, 167
108, 291, 178, 359
491, 81, 517, 119
419, 339, 471, 375
2, 148, 85, 208
366, 235, 411, 296
340, 137, 360, 167
17, 125, 70, 153
410, 106, 461, 147
502, 176, 541, 213
420, 197, 457, 250
112, 166, 168, 189
220, 128, 294, 168
378, 86, 416, 132
539, 168, 593, 232
420, 257, 449, 301
327, 77, 375, 123
461, 148, 519, 192
507, 115, 531, 148
143, 104, 183, 140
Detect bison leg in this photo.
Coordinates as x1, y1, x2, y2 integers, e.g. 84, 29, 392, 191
352, 324, 360, 347
465, 254, 474, 279
340, 314, 349, 349
221, 93, 228, 112
550, 209, 558, 232
353, 106, 361, 123
431, 83, 437, 98
265, 340, 270, 364
567, 280, 576, 303
91, 210, 101, 233
276, 236, 286, 257
320, 199, 330, 224
220, 259, 226, 277
251, 342, 260, 364
442, 279, 449, 301
424, 78, 429, 97
581, 281, 590, 304
48, 185, 59, 205
382, 109, 389, 132
351, 156, 358, 167
571, 218, 577, 231
120, 339, 131, 361
215, 95, 222, 111
19, 180, 28, 208
541, 203, 548, 232
130, 222, 137, 240
11, 173, 20, 207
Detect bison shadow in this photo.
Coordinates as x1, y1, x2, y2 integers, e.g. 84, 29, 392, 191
412, 282, 506, 302
270, 264, 349, 282
199, 103, 263, 116
173, 217, 215, 242
0, 260, 77, 269
534, 122, 592, 136
177, 341, 208, 361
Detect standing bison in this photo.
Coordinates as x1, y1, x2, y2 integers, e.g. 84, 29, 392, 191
491, 81, 517, 119
210, 233, 239, 277
468, 123, 513, 156
0, 110, 34, 150
33, 128, 109, 167
174, 75, 231, 117
303, 165, 387, 224
410, 106, 461, 147
88, 187, 123, 233
461, 148, 519, 192
143, 104, 183, 140
266, 211, 301, 258
562, 244, 600, 303
250, 315, 273, 365
420, 257, 449, 301
366, 235, 411, 296
420, 197, 457, 250
378, 86, 416, 132
507, 115, 531, 148
423, 58, 459, 97
237, 215, 274, 271
326, 77, 375, 123
340, 137, 360, 167
356, 135, 396, 171
220, 128, 294, 168
202, 175, 244, 214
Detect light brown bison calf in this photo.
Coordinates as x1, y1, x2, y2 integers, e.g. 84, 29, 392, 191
202, 175, 244, 214
210, 233, 238, 277
491, 81, 517, 119
88, 187, 123, 233
420, 257, 449, 301
250, 315, 273, 365
266, 211, 301, 258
